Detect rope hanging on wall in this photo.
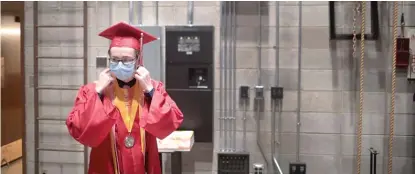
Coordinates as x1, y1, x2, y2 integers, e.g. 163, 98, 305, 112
388, 2, 399, 174
353, 2, 365, 174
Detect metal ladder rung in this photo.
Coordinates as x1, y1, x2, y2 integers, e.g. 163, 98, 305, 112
36, 86, 80, 90
37, 148, 84, 152
36, 25, 84, 28
37, 56, 85, 60
37, 117, 66, 121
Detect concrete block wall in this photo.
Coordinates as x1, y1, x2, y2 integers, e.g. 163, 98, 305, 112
23, 1, 221, 174
23, 1, 415, 174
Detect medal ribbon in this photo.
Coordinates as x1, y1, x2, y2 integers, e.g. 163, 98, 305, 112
110, 81, 146, 173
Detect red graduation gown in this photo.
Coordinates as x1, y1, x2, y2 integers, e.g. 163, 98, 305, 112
66, 80, 184, 174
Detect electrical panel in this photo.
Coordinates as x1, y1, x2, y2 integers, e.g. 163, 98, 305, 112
165, 26, 214, 143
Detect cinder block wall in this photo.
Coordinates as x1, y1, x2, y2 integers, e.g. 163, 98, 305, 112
23, 1, 415, 174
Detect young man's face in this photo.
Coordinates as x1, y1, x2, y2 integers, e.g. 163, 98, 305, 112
108, 47, 139, 82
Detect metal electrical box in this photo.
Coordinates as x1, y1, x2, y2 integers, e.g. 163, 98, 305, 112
165, 26, 214, 143
137, 26, 163, 82
289, 163, 306, 174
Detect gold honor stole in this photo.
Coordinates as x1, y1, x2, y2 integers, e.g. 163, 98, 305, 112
110, 81, 146, 174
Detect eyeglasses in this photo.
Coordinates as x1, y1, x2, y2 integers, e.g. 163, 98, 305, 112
109, 57, 136, 65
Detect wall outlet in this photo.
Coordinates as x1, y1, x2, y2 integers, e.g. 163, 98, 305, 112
289, 163, 306, 174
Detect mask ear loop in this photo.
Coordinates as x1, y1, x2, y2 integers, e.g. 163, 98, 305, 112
138, 32, 144, 66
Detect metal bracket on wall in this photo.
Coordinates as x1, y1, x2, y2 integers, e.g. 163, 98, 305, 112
329, 1, 380, 40
369, 147, 378, 174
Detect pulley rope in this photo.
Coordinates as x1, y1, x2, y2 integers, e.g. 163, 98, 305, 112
355, 2, 366, 174
388, 2, 399, 174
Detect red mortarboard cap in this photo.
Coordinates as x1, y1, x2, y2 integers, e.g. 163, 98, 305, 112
98, 22, 157, 50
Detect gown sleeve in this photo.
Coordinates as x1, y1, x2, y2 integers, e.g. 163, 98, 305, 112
66, 83, 119, 147
140, 81, 184, 139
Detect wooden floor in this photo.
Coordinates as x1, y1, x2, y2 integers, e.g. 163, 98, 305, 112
1, 159, 22, 174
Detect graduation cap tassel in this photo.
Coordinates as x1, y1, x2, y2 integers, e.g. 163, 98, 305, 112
139, 32, 144, 66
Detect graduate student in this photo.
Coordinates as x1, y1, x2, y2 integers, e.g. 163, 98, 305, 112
66, 21, 184, 174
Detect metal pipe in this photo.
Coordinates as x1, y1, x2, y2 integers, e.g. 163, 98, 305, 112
109, 1, 114, 48
95, 1, 99, 25
278, 101, 283, 157
255, 89, 268, 170
228, 1, 234, 152
257, 1, 263, 85
296, 1, 303, 162
273, 157, 284, 174
271, 99, 276, 169
83, 2, 89, 173
369, 148, 378, 174
369, 149, 373, 174
228, 1, 233, 152
275, 2, 280, 85
227, 1, 233, 152
137, 1, 143, 25
272, 3, 284, 173
243, 100, 247, 151
129, 1, 134, 24
228, 2, 233, 152
232, 1, 237, 152
271, 100, 283, 174
374, 151, 378, 174
33, 3, 40, 174
155, 1, 159, 25
219, 1, 224, 151
227, 2, 233, 152
224, 2, 230, 152
255, 2, 268, 171
187, 1, 194, 25
223, 1, 228, 151
109, 1, 112, 25
270, 2, 279, 168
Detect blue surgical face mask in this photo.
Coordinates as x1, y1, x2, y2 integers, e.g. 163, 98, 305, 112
109, 61, 136, 81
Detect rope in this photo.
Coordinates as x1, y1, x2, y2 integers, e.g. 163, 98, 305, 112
388, 2, 399, 174
352, 2, 360, 59
356, 2, 365, 174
